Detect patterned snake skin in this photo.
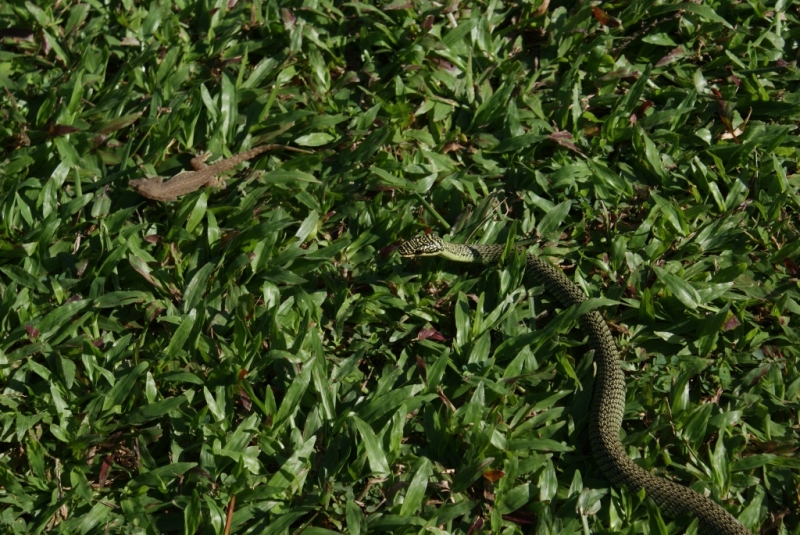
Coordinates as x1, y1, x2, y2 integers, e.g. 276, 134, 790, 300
398, 234, 750, 535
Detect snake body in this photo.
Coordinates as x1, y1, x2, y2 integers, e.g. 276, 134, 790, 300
398, 234, 749, 535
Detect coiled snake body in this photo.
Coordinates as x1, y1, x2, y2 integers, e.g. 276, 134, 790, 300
398, 234, 749, 535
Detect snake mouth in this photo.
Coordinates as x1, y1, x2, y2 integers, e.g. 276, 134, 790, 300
396, 243, 415, 257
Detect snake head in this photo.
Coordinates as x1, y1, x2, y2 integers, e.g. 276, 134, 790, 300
398, 234, 445, 257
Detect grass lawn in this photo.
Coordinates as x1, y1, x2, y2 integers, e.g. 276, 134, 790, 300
1, 1, 799, 534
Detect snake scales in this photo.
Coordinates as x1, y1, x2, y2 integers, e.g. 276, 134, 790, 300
398, 234, 750, 535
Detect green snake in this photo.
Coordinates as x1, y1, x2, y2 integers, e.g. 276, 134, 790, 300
398, 234, 750, 535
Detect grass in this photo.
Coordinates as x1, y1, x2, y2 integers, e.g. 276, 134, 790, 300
1, 0, 799, 534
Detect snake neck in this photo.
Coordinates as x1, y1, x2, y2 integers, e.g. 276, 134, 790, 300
439, 242, 505, 264
438, 242, 590, 311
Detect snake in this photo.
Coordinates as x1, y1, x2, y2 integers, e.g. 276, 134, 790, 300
398, 234, 750, 535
